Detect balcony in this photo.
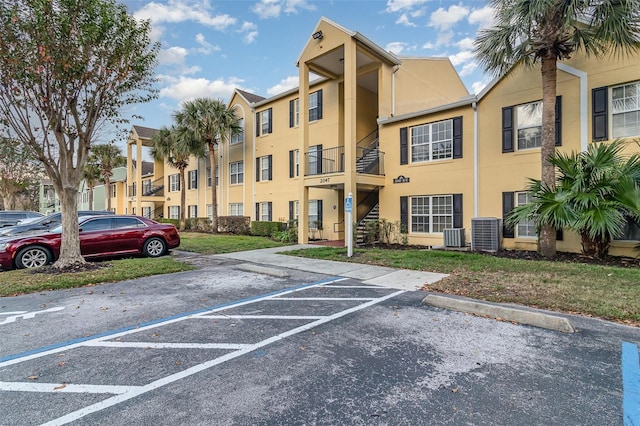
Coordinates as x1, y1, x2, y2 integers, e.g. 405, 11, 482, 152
304, 146, 385, 176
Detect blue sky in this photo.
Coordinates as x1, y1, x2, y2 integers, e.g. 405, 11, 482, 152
121, 0, 496, 133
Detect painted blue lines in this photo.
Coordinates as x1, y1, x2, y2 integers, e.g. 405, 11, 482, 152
622, 342, 640, 426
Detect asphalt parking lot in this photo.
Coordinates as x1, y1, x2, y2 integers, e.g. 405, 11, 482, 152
1, 252, 639, 425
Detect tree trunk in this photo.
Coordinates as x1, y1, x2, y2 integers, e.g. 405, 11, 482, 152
179, 168, 186, 231
105, 177, 111, 211
581, 232, 611, 259
209, 142, 218, 233
55, 186, 86, 268
539, 55, 558, 258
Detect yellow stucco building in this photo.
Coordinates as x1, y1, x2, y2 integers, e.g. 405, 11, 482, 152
124, 17, 640, 256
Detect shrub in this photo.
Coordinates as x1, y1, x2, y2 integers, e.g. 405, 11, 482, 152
272, 219, 298, 243
219, 216, 251, 234
185, 217, 212, 232
251, 221, 285, 237
159, 218, 179, 228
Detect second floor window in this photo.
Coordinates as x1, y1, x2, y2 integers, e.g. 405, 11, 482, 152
258, 155, 272, 182
516, 101, 542, 150
411, 120, 453, 163
230, 161, 244, 184
188, 170, 198, 190
169, 174, 180, 192
309, 90, 323, 122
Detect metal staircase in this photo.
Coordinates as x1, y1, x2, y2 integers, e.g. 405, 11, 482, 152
356, 203, 379, 245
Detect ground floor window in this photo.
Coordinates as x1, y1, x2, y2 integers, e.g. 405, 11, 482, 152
169, 206, 180, 219
615, 217, 640, 241
142, 206, 151, 219
258, 202, 272, 221
515, 192, 536, 238
410, 195, 452, 233
188, 205, 198, 218
229, 203, 243, 216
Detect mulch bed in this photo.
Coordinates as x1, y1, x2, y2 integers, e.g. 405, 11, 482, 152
29, 262, 111, 275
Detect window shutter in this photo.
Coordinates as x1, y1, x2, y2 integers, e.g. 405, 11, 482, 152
592, 86, 608, 141
289, 150, 294, 178
289, 100, 294, 128
268, 155, 273, 180
502, 106, 514, 153
256, 158, 260, 182
453, 194, 463, 228
453, 117, 463, 159
555, 96, 562, 146
502, 192, 514, 238
317, 144, 323, 173
400, 196, 408, 233
317, 200, 323, 227
400, 127, 408, 165
255, 111, 260, 137
267, 108, 273, 134
256, 203, 260, 221
317, 90, 323, 120
267, 202, 272, 221
289, 201, 294, 221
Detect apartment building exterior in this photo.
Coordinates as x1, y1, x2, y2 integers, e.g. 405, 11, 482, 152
124, 17, 640, 256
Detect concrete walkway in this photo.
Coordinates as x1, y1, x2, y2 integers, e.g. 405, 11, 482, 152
212, 245, 448, 292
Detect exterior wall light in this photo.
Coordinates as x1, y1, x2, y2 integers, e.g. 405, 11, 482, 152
312, 31, 323, 40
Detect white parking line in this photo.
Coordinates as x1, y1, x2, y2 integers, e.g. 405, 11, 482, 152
0, 382, 135, 394
272, 297, 376, 301
83, 342, 252, 350
197, 315, 326, 320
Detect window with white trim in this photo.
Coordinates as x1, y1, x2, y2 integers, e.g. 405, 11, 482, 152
260, 110, 271, 136
187, 170, 198, 190
169, 174, 180, 192
230, 161, 244, 184
259, 202, 272, 221
411, 119, 453, 163
309, 90, 322, 122
168, 206, 180, 219
410, 195, 453, 233
231, 117, 244, 144
260, 156, 271, 181
308, 200, 320, 229
110, 183, 116, 198
612, 81, 640, 138
515, 192, 536, 237
229, 203, 243, 216
142, 206, 151, 219
516, 101, 542, 150
188, 205, 197, 218
206, 166, 219, 187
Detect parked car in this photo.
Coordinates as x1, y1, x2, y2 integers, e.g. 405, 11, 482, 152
0, 210, 113, 237
0, 215, 180, 270
0, 211, 43, 228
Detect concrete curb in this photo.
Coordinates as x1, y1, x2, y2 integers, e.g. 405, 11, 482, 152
422, 294, 575, 333
235, 263, 290, 278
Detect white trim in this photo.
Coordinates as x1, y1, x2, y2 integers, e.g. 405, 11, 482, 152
557, 62, 588, 152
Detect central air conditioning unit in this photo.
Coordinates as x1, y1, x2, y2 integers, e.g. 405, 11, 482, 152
443, 228, 466, 248
471, 217, 501, 252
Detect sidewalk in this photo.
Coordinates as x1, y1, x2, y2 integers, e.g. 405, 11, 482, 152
211, 245, 448, 292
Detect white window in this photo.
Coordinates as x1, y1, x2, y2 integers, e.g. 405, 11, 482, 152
515, 192, 536, 238
612, 81, 640, 138
169, 174, 180, 192
231, 117, 244, 144
230, 161, 243, 184
110, 183, 116, 198
229, 203, 243, 216
410, 195, 453, 233
206, 166, 219, 187
169, 206, 180, 219
516, 101, 542, 150
260, 110, 271, 136
207, 204, 212, 220
309, 90, 321, 122
308, 200, 320, 230
260, 156, 271, 181
259, 202, 272, 221
188, 205, 198, 218
188, 170, 198, 190
411, 120, 453, 163
142, 179, 151, 195
294, 98, 300, 126
142, 206, 151, 219
308, 145, 321, 175
295, 150, 299, 177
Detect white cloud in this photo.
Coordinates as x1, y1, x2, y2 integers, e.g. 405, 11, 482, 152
468, 6, 495, 29
159, 76, 245, 103
385, 0, 429, 13
422, 42, 435, 50
396, 13, 417, 27
134, 1, 236, 30
240, 22, 259, 43
158, 46, 188, 66
459, 61, 478, 77
472, 76, 492, 94
244, 31, 259, 44
436, 31, 455, 46
386, 42, 410, 55
448, 50, 475, 66
457, 37, 475, 51
267, 76, 299, 96
429, 4, 470, 31
194, 34, 221, 55
252, 0, 315, 19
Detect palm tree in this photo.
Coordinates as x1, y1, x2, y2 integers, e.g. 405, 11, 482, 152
151, 127, 191, 231
174, 98, 241, 233
89, 143, 126, 211
506, 140, 640, 258
474, 0, 640, 257
82, 162, 101, 210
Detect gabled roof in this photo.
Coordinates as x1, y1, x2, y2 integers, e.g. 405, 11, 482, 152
132, 125, 159, 140
235, 89, 265, 104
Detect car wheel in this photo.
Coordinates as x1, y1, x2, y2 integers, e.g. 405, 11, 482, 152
15, 246, 52, 269
143, 237, 166, 258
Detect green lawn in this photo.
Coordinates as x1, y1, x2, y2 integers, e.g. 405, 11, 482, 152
284, 247, 640, 325
177, 232, 289, 254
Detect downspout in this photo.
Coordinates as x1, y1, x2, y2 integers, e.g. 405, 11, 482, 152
250, 106, 255, 220
557, 62, 588, 152
391, 65, 400, 116
473, 101, 479, 218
